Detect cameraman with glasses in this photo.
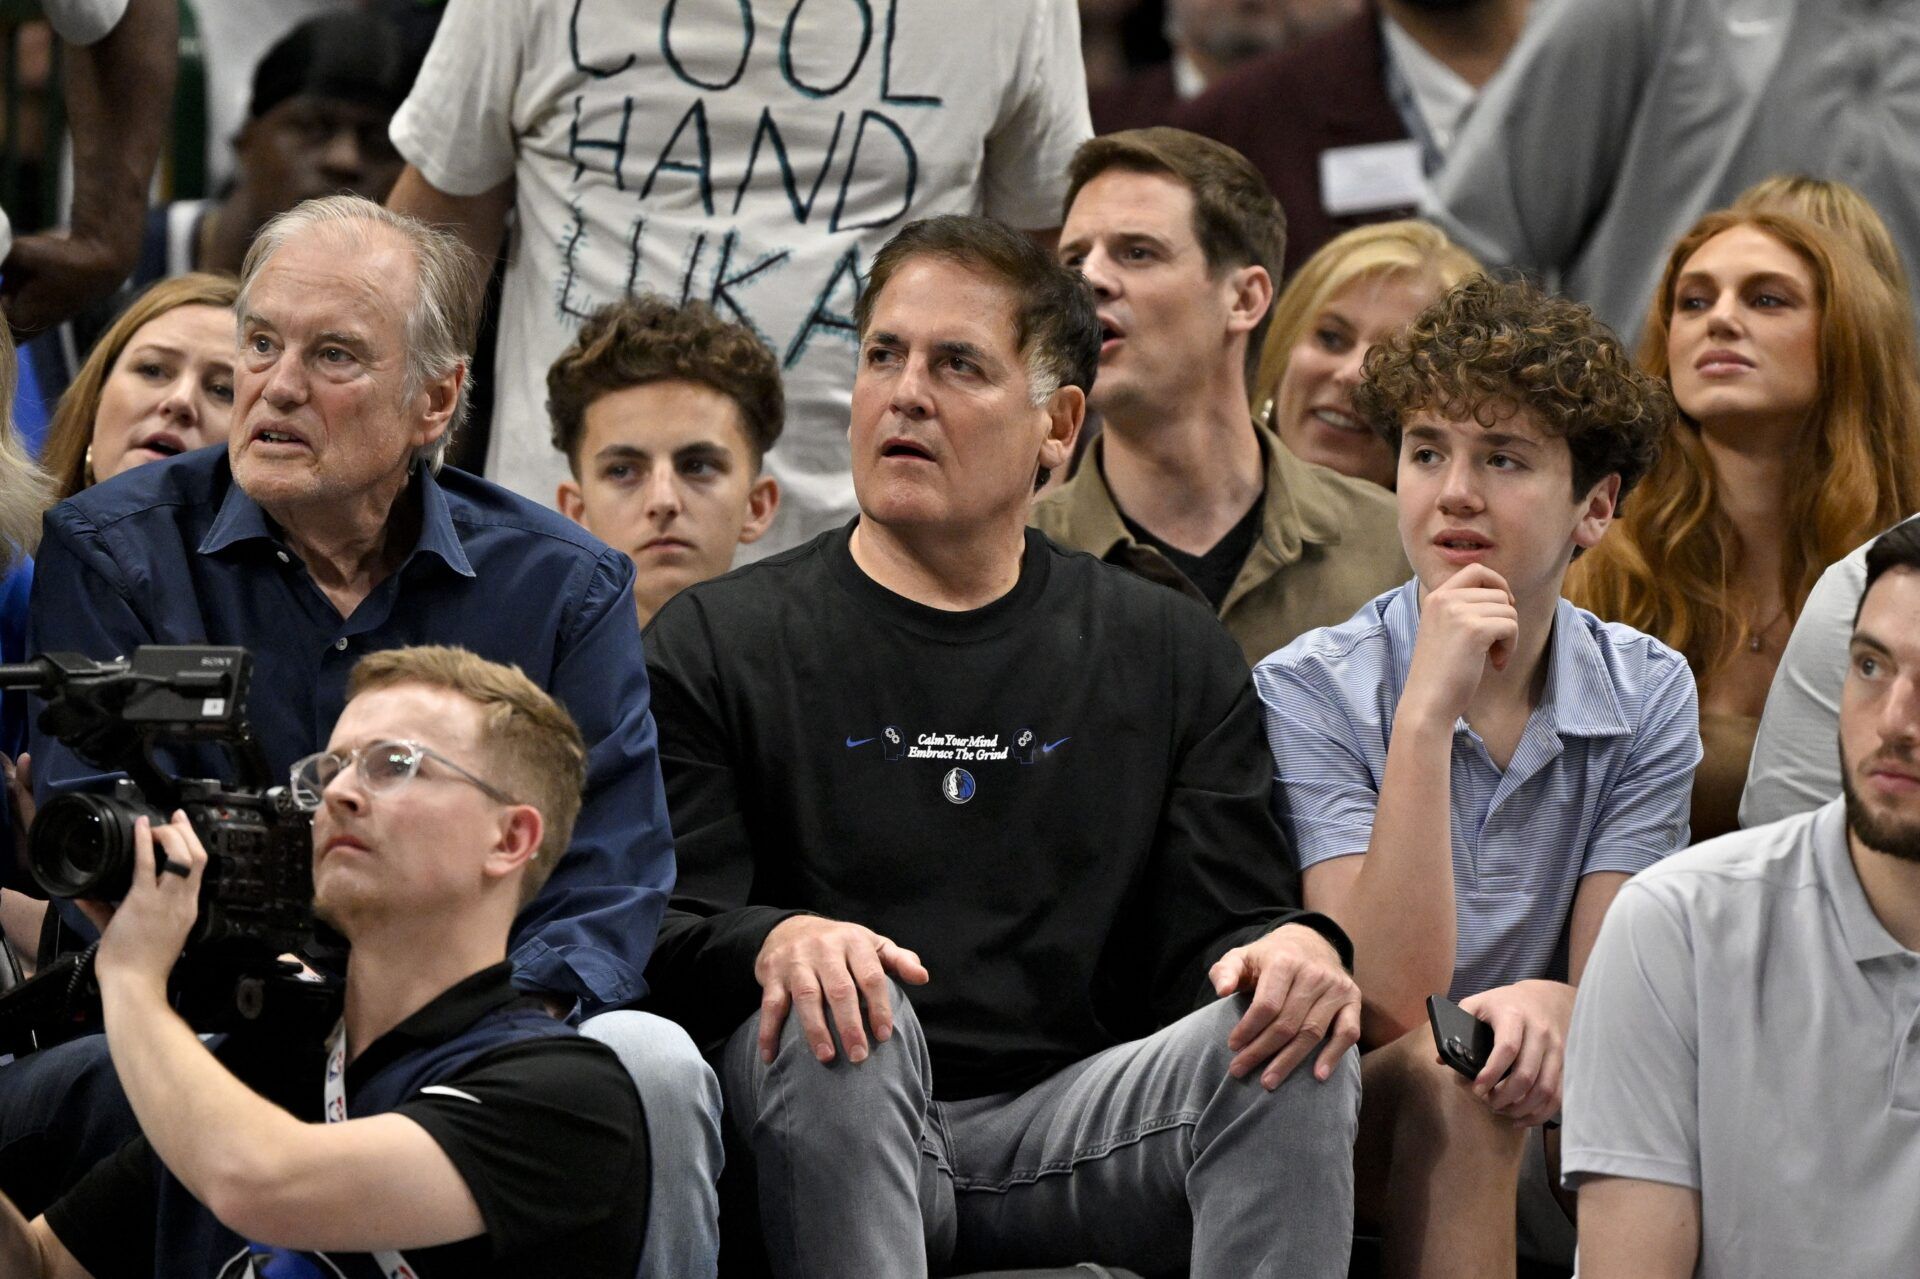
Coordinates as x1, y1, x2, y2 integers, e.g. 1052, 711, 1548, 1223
0, 646, 648, 1278
9, 195, 714, 1277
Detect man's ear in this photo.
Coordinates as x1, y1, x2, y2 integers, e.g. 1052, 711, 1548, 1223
557, 478, 587, 527
738, 472, 781, 545
1225, 264, 1274, 337
1572, 472, 1623, 553
1038, 384, 1085, 478
409, 362, 466, 455
483, 803, 544, 887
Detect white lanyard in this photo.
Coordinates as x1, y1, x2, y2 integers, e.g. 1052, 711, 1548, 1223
324, 1019, 422, 1279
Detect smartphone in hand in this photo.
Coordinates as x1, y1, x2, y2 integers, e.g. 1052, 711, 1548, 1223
1427, 994, 1496, 1079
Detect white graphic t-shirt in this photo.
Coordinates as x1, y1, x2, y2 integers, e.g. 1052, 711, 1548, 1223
391, 0, 1091, 554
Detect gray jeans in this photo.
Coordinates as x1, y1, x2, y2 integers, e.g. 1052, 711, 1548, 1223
719, 982, 1360, 1279
581, 1010, 724, 1279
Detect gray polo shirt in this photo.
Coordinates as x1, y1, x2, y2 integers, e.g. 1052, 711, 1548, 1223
1562, 799, 1920, 1276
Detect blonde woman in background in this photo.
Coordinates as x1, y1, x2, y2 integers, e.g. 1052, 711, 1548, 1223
1734, 174, 1911, 299
1255, 220, 1479, 488
39, 272, 238, 501
0, 322, 59, 965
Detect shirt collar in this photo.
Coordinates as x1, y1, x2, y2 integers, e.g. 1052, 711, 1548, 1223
345, 961, 524, 1089
1810, 797, 1915, 966
1384, 583, 1631, 739
1051, 421, 1338, 565
1536, 597, 1632, 737
198, 463, 476, 580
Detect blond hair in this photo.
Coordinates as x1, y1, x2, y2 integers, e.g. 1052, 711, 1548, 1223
1733, 175, 1910, 301
42, 273, 240, 501
0, 327, 53, 573
1253, 220, 1480, 422
347, 646, 586, 904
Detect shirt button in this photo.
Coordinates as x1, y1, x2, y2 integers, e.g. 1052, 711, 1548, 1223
334, 638, 349, 651
275, 551, 290, 564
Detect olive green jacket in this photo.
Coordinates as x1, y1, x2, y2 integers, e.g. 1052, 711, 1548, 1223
1031, 423, 1409, 666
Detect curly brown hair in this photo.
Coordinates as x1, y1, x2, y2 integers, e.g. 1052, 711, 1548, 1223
1352, 274, 1674, 505
547, 295, 784, 473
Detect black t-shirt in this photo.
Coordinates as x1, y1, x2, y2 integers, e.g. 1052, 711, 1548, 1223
1117, 490, 1265, 611
643, 523, 1343, 1100
44, 965, 648, 1279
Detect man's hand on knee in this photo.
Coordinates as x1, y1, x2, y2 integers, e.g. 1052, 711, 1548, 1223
753, 916, 929, 1065
1209, 923, 1360, 1089
1456, 979, 1574, 1126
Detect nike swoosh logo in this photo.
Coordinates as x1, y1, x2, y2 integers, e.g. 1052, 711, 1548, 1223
1042, 737, 1071, 753
418, 1085, 482, 1104
845, 736, 876, 748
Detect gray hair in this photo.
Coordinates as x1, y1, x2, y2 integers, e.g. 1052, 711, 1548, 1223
236, 195, 484, 472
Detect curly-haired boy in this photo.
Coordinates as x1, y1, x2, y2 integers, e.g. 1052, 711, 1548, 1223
1251, 274, 1702, 1275
548, 295, 784, 624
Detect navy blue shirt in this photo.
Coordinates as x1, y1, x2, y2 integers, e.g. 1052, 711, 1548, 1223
27, 448, 674, 1015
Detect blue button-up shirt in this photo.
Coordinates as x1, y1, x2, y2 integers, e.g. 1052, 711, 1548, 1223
28, 448, 673, 1017
1253, 578, 1700, 997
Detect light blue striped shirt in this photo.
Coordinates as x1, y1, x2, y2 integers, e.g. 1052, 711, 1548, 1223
1252, 579, 1701, 998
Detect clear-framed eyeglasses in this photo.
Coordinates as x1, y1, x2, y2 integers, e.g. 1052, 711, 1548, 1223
288, 739, 520, 812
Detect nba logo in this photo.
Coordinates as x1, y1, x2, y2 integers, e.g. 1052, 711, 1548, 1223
942, 768, 975, 804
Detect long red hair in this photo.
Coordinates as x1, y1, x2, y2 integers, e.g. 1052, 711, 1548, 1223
1569, 210, 1920, 670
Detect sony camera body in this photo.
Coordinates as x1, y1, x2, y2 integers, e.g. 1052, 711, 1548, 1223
0, 646, 321, 1051
31, 776, 313, 951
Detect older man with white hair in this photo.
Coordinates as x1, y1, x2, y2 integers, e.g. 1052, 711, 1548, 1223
11, 196, 717, 1275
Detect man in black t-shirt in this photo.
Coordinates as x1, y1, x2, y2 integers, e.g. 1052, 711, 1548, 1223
643, 215, 1362, 1278
0, 648, 647, 1278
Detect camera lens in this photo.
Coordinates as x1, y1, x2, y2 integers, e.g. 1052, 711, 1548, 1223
28, 793, 162, 901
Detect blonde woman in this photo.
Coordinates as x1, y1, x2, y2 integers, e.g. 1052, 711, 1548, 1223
1255, 220, 1479, 487
1734, 174, 1911, 300
40, 273, 239, 501
0, 321, 58, 946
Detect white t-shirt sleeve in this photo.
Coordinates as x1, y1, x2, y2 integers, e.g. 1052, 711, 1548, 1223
1742, 538, 1882, 827
388, 0, 527, 196
44, 0, 129, 46
1561, 877, 1702, 1191
977, 0, 1091, 230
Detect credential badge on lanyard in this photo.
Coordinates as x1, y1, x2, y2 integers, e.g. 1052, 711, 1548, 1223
324, 1020, 422, 1279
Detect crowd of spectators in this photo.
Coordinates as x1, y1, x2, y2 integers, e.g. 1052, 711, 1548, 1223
0, 1, 1916, 1277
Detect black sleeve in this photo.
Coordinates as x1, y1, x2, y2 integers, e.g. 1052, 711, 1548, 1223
640, 592, 807, 1043
1134, 614, 1353, 1026
43, 1137, 157, 1279
395, 1037, 647, 1263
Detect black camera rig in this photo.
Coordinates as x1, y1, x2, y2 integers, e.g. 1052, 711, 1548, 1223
0, 646, 329, 1056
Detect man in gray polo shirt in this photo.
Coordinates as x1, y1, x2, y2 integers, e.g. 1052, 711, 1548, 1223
1564, 519, 1920, 1277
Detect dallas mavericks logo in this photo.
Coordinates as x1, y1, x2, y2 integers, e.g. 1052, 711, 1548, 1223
942, 767, 975, 804
218, 1244, 349, 1277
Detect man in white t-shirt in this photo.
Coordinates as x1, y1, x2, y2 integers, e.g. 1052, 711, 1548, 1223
386, 0, 1091, 555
